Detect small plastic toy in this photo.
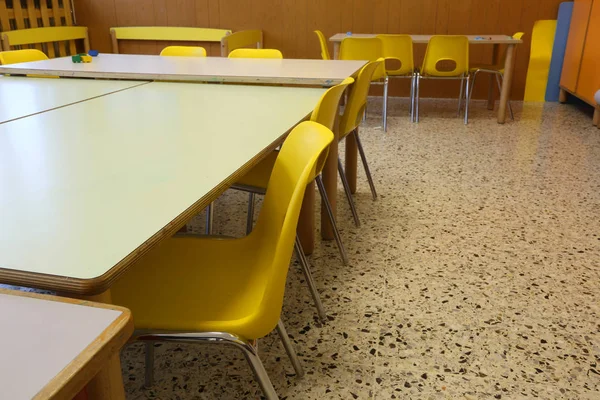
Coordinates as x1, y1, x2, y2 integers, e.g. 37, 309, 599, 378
72, 53, 92, 63
88, 50, 99, 57
346, 31, 352, 36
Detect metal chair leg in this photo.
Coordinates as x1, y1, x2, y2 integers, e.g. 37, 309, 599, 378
415, 74, 421, 123
276, 320, 304, 377
240, 340, 279, 400
315, 175, 349, 265
205, 203, 214, 235
353, 131, 378, 201
464, 75, 470, 125
458, 78, 465, 116
139, 332, 280, 400
468, 70, 479, 117
497, 74, 514, 120
246, 192, 256, 235
383, 76, 389, 132
409, 74, 416, 122
144, 342, 155, 388
295, 236, 327, 323
337, 157, 361, 227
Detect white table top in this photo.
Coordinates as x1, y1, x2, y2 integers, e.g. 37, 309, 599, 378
0, 82, 325, 294
0, 76, 147, 124
0, 290, 131, 400
329, 33, 522, 45
0, 54, 367, 86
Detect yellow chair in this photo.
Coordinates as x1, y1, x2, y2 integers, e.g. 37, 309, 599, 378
314, 30, 331, 60
0, 49, 48, 65
228, 48, 283, 59
416, 35, 470, 124
1, 26, 90, 58
159, 45, 207, 57
234, 78, 354, 279
468, 33, 525, 120
377, 34, 416, 122
111, 121, 334, 399
220, 30, 263, 56
339, 37, 389, 131
337, 60, 383, 226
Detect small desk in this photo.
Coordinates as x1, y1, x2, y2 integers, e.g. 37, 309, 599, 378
329, 33, 523, 124
0, 77, 147, 124
0, 54, 367, 86
0, 288, 133, 400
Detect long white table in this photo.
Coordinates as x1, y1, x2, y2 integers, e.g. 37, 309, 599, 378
0, 81, 325, 295
0, 76, 147, 124
0, 288, 133, 400
329, 33, 523, 124
0, 54, 367, 86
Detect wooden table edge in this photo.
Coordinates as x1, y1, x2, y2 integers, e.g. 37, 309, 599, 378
327, 34, 523, 45
0, 111, 315, 296
0, 288, 133, 400
0, 68, 354, 86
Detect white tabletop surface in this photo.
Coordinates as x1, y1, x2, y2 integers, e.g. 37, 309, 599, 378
329, 33, 522, 44
0, 82, 325, 289
0, 76, 147, 124
0, 292, 123, 400
0, 54, 367, 86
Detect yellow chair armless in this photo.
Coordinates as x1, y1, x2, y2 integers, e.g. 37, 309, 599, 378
314, 30, 331, 60
228, 48, 283, 59
159, 46, 207, 57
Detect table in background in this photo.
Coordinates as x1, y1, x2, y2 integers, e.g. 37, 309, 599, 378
0, 76, 147, 124
0, 54, 366, 86
329, 33, 522, 124
0, 288, 132, 400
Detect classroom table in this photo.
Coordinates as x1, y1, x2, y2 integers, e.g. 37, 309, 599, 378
0, 53, 367, 86
0, 81, 325, 399
0, 76, 147, 124
0, 288, 133, 400
329, 33, 523, 124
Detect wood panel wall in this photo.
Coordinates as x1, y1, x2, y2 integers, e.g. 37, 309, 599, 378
74, 0, 566, 99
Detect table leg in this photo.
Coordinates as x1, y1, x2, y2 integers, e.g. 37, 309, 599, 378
593, 107, 599, 127
84, 290, 127, 400
345, 130, 358, 194
321, 134, 338, 240
333, 42, 340, 60
298, 181, 315, 254
487, 44, 499, 110
497, 44, 516, 124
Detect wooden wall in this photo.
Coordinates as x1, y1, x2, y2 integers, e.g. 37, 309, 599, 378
74, 0, 566, 99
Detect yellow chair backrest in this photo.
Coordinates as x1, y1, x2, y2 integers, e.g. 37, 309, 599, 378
110, 27, 231, 54
0, 49, 48, 65
220, 30, 263, 56
250, 121, 333, 334
1, 27, 89, 58
228, 48, 283, 59
339, 37, 385, 81
421, 35, 469, 77
310, 77, 354, 178
377, 34, 414, 76
339, 59, 384, 137
160, 46, 207, 57
314, 30, 331, 60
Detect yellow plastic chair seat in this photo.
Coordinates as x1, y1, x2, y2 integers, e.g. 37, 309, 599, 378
111, 236, 269, 337
339, 37, 386, 81
228, 48, 283, 59
160, 46, 206, 57
0, 49, 48, 65
421, 35, 469, 77
377, 34, 415, 77
235, 152, 277, 189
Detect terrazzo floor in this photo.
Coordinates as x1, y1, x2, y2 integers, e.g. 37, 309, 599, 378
119, 97, 600, 399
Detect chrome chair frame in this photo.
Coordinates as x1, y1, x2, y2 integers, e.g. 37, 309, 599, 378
414, 73, 471, 125
140, 319, 301, 400
468, 68, 515, 120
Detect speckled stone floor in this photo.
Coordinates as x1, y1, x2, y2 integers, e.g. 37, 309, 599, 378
119, 98, 600, 399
